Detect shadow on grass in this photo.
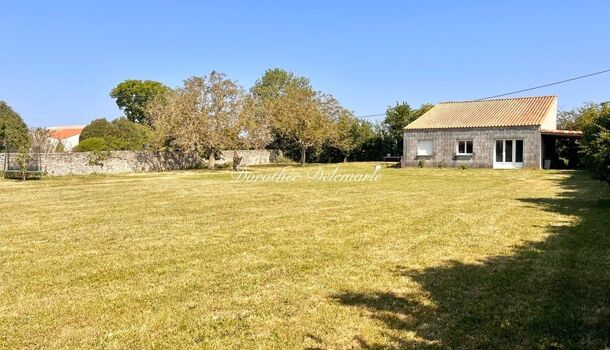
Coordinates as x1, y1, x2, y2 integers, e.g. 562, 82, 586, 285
333, 172, 610, 349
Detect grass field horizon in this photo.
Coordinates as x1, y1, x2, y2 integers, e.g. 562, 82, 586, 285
1, 163, 608, 349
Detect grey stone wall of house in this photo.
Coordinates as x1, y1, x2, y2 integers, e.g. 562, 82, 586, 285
402, 127, 541, 168
1, 149, 281, 176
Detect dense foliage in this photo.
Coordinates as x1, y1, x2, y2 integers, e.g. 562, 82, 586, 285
0, 101, 29, 151
110, 80, 170, 125
76, 117, 152, 151
383, 102, 433, 155
146, 71, 269, 168
559, 103, 610, 184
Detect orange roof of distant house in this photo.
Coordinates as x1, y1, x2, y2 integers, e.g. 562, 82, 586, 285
48, 125, 85, 140
405, 96, 557, 130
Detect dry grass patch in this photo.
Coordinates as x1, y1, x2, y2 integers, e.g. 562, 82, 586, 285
0, 164, 608, 349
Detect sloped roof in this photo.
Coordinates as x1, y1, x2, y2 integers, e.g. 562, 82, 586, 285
48, 126, 85, 140
404, 96, 556, 130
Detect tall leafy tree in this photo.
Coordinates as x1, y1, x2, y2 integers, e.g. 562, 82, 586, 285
332, 113, 375, 162
80, 118, 114, 141
384, 102, 413, 143
146, 71, 267, 169
251, 68, 312, 152
267, 85, 335, 165
251, 68, 311, 100
578, 103, 610, 184
110, 80, 170, 124
0, 101, 29, 151
383, 102, 434, 154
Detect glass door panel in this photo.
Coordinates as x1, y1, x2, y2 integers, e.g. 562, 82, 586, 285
515, 140, 523, 163
496, 140, 503, 162
505, 140, 513, 162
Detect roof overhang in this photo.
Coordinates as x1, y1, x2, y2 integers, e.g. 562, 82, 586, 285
541, 129, 583, 138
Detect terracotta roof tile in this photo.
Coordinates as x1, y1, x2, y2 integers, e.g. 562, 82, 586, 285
405, 96, 556, 130
49, 127, 84, 140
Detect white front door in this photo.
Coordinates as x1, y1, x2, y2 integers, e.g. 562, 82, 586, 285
493, 139, 524, 169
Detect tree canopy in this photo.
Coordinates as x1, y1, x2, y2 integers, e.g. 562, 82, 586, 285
383, 102, 434, 155
266, 85, 336, 165
332, 113, 375, 162
146, 71, 268, 168
77, 117, 152, 151
558, 102, 610, 184
251, 68, 311, 100
110, 80, 170, 124
577, 104, 610, 184
0, 101, 29, 151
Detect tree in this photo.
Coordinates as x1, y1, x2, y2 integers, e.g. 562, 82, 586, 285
80, 118, 114, 142
109, 117, 153, 150
110, 80, 170, 124
268, 85, 335, 165
251, 68, 311, 100
383, 102, 434, 155
413, 103, 434, 119
578, 103, 610, 184
146, 71, 264, 169
384, 102, 413, 143
74, 137, 108, 152
78, 117, 152, 151
238, 95, 272, 149
0, 101, 29, 151
333, 114, 376, 162
558, 109, 580, 130
28, 128, 55, 154
251, 68, 312, 153
558, 103, 610, 184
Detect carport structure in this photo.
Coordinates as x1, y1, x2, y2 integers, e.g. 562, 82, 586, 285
541, 129, 583, 169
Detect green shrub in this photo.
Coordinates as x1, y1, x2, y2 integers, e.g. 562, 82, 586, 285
459, 164, 469, 170
417, 160, 425, 168
79, 117, 152, 151
74, 137, 107, 152
80, 119, 113, 142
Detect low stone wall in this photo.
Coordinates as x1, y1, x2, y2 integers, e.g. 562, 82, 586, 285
1, 149, 281, 176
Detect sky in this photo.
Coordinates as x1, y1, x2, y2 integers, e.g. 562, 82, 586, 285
1, 0, 609, 127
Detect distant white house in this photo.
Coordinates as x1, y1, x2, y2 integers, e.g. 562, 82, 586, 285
48, 125, 86, 151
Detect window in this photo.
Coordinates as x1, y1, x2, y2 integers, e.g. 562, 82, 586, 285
515, 140, 523, 163
495, 139, 524, 166
417, 140, 433, 156
456, 140, 473, 155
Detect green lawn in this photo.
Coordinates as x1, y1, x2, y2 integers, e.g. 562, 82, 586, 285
1, 164, 608, 349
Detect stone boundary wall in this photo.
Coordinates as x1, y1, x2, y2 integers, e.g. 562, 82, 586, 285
1, 149, 281, 176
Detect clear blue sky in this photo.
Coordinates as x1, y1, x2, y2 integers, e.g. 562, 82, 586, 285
1, 1, 609, 127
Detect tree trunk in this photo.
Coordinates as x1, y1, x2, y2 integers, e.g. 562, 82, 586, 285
208, 151, 215, 169
343, 155, 348, 163
300, 145, 306, 166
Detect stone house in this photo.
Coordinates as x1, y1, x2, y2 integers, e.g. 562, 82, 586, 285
402, 96, 581, 169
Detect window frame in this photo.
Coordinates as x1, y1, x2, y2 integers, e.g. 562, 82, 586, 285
456, 140, 474, 155
417, 140, 434, 156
